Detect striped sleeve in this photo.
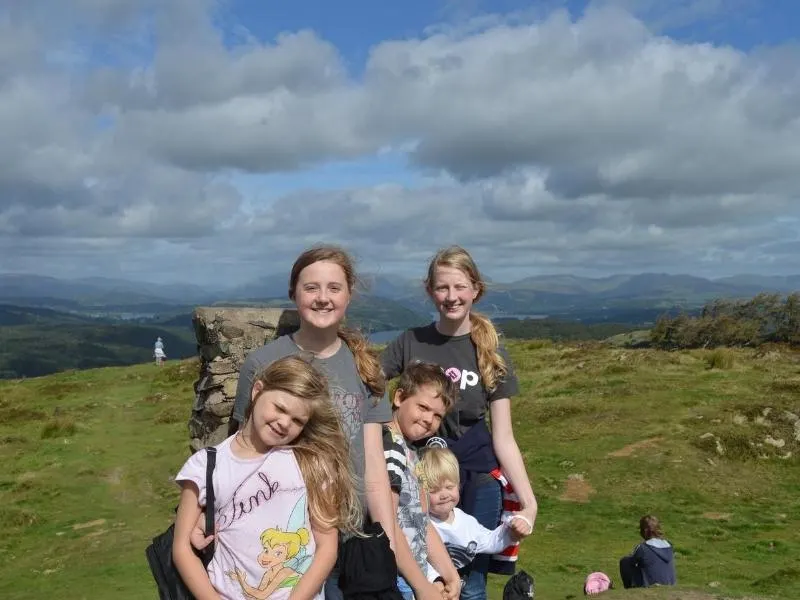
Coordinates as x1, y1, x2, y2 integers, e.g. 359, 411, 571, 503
382, 426, 406, 493
489, 467, 522, 574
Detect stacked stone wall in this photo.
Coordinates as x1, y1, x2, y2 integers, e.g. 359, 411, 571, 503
189, 306, 299, 451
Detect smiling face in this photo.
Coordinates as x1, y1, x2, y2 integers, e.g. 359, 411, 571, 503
392, 384, 447, 442
246, 385, 311, 450
428, 265, 479, 324
428, 478, 460, 521
292, 260, 351, 331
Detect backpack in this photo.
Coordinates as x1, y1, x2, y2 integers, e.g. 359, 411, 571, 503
145, 447, 217, 600
338, 520, 403, 600
584, 571, 613, 595
503, 569, 535, 599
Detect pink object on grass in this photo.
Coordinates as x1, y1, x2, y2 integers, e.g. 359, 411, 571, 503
584, 571, 612, 595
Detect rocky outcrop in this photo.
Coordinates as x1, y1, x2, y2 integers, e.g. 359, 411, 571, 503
188, 307, 300, 451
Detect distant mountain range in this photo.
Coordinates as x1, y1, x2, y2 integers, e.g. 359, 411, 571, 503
2, 271, 798, 380
1, 272, 798, 322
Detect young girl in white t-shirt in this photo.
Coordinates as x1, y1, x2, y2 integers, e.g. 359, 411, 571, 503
172, 356, 362, 600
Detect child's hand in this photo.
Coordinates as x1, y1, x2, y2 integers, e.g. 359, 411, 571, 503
509, 513, 534, 540
442, 578, 461, 600
190, 510, 215, 550
416, 581, 447, 600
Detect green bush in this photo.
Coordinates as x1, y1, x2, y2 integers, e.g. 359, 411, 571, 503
651, 292, 800, 350
40, 416, 77, 439
705, 348, 735, 370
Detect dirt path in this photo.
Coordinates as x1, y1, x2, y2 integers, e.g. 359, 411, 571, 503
607, 436, 664, 457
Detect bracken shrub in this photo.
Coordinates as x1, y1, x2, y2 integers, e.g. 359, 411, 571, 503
41, 415, 77, 439
154, 405, 185, 424
524, 339, 553, 350
705, 348, 735, 370
0, 506, 40, 529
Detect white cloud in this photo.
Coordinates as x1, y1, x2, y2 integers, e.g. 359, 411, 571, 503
0, 1, 798, 282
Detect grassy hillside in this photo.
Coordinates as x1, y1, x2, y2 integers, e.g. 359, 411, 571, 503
0, 342, 798, 599
0, 323, 197, 379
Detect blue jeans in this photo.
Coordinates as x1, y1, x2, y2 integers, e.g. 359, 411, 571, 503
397, 576, 415, 600
324, 570, 344, 600
460, 479, 503, 600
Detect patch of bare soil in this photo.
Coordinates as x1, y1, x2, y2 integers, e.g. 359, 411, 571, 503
72, 518, 106, 530
105, 466, 124, 485
82, 529, 107, 539
607, 437, 665, 458
702, 512, 732, 521
559, 474, 594, 503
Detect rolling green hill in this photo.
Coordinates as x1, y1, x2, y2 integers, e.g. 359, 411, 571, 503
0, 342, 797, 599
0, 323, 197, 379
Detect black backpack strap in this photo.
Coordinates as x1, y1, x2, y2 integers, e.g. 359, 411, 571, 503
205, 447, 217, 531
203, 447, 218, 562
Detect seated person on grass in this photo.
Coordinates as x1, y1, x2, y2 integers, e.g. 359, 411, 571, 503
619, 514, 676, 589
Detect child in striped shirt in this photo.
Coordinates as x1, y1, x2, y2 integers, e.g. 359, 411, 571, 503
383, 362, 461, 600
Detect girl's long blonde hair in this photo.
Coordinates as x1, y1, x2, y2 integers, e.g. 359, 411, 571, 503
425, 245, 508, 392
289, 245, 386, 398
245, 356, 363, 534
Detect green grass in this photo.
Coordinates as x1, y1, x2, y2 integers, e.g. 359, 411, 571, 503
1, 344, 799, 599
0, 359, 198, 600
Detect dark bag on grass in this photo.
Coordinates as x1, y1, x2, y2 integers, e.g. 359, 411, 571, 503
145, 447, 217, 600
503, 569, 535, 600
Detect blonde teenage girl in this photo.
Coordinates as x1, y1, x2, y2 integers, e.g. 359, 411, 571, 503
382, 246, 537, 600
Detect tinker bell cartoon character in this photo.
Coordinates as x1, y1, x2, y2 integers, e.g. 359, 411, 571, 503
228, 496, 313, 599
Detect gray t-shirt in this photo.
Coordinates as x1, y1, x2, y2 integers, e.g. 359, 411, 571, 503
381, 323, 518, 440
231, 335, 392, 492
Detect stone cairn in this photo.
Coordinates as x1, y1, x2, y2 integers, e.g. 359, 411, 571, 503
188, 306, 300, 452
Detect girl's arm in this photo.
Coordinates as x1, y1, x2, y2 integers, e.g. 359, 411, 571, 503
364, 422, 398, 550
425, 522, 460, 600
489, 398, 538, 535
173, 485, 222, 600
289, 525, 338, 600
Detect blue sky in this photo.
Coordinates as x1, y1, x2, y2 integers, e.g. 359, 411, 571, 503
224, 0, 800, 212
226, 0, 799, 61
1, 0, 799, 284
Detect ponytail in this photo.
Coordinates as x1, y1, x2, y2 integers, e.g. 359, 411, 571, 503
338, 326, 386, 397
469, 310, 507, 392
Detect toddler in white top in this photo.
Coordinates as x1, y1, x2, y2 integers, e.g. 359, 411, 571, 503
420, 447, 530, 583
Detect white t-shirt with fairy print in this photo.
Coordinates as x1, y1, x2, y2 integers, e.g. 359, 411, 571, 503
176, 435, 321, 600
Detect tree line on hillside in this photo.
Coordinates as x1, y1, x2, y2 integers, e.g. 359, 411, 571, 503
497, 318, 637, 341
649, 293, 800, 349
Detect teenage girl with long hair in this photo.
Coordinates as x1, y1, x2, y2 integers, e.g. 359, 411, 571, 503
382, 246, 538, 600
221, 246, 451, 600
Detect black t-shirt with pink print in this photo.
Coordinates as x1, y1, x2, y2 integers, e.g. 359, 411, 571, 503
381, 323, 519, 441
